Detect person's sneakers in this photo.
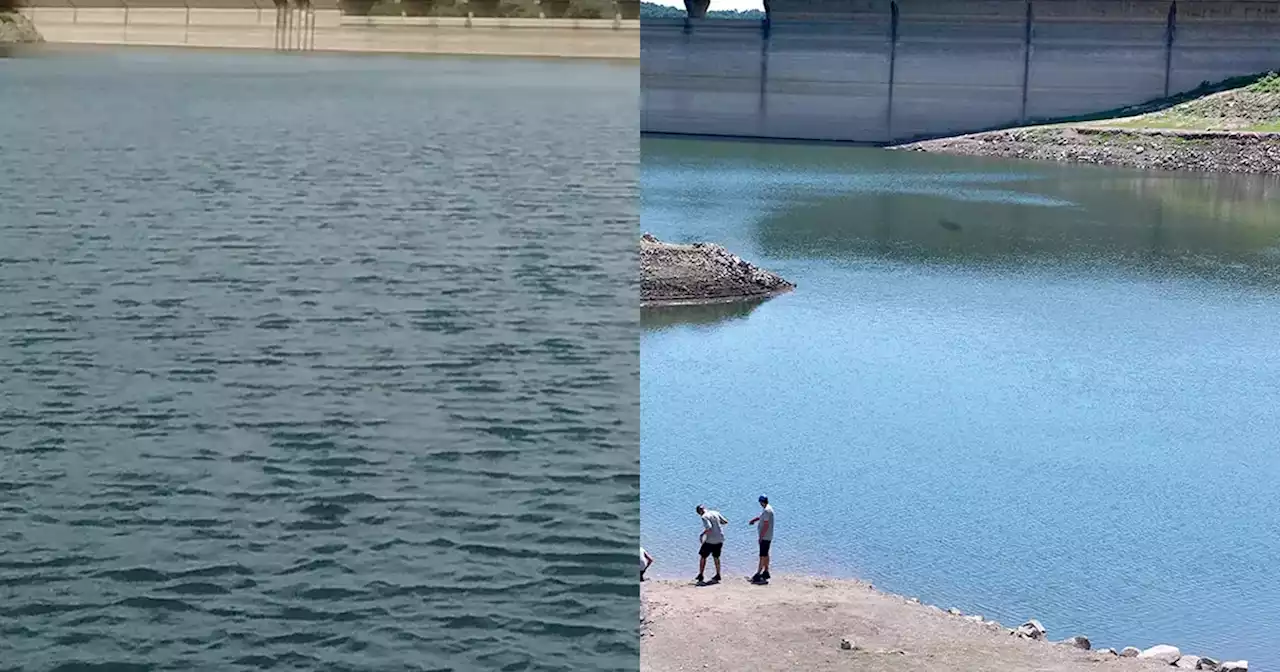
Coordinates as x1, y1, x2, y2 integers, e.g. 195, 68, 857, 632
762, 571, 771, 581
710, 574, 721, 583
750, 573, 762, 583
695, 574, 704, 583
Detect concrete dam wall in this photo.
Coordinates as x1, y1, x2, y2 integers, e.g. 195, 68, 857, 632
641, 0, 1280, 143
18, 0, 638, 58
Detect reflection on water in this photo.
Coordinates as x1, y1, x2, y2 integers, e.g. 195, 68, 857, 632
643, 137, 1280, 286
641, 300, 766, 331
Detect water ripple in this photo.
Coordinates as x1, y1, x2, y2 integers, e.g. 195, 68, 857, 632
0, 49, 638, 671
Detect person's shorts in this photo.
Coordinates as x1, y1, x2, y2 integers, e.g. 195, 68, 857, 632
758, 540, 771, 558
698, 542, 723, 559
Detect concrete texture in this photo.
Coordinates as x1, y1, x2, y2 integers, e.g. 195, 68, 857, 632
640, 0, 1280, 143
20, 7, 638, 58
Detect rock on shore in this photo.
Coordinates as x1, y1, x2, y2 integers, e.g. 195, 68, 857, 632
640, 233, 794, 307
0, 12, 43, 43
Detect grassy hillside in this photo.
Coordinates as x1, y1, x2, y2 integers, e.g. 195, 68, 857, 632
1087, 73, 1280, 133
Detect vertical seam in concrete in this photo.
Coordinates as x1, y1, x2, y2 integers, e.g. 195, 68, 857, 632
1019, 0, 1033, 124
886, 1, 899, 143
759, 18, 770, 130
1164, 1, 1177, 97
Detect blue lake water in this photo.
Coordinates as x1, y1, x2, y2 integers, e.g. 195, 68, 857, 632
0, 48, 638, 671
640, 137, 1280, 665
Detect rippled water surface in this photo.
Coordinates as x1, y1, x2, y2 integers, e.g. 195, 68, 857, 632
641, 137, 1280, 666
0, 49, 638, 671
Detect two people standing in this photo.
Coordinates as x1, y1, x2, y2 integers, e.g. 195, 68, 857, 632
693, 496, 775, 585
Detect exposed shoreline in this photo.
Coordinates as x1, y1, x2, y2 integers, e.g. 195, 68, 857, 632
897, 79, 1280, 174
897, 126, 1280, 174
641, 575, 1244, 671
639, 234, 794, 308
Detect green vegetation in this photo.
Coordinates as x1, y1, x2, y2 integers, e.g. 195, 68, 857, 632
345, 0, 619, 17
639, 1, 764, 19
1078, 72, 1280, 133
1247, 72, 1280, 94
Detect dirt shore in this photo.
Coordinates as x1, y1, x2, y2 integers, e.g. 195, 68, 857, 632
898, 78, 1280, 174
899, 126, 1280, 174
641, 576, 1227, 672
640, 234, 793, 307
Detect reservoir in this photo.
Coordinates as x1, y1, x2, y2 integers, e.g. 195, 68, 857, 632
641, 137, 1280, 666
0, 48, 638, 671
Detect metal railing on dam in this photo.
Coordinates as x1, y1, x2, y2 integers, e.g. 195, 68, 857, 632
641, 0, 1280, 143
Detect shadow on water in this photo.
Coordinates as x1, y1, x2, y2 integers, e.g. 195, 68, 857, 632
641, 299, 767, 331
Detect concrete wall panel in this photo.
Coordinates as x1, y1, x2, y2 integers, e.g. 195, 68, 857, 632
763, 18, 891, 141
1025, 14, 1169, 120
892, 5, 1026, 140
640, 19, 764, 135
1170, 17, 1280, 92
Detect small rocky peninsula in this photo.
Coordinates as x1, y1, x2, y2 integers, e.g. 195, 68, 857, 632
640, 233, 794, 307
0, 11, 42, 44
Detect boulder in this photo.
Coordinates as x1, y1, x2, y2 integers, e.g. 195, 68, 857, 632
1177, 656, 1203, 669
1013, 620, 1046, 640
1197, 658, 1220, 670
947, 608, 963, 616
964, 614, 985, 623
1218, 662, 1247, 672
1097, 648, 1118, 656
839, 638, 856, 651
1120, 647, 1141, 657
1139, 645, 1182, 664
1060, 635, 1091, 650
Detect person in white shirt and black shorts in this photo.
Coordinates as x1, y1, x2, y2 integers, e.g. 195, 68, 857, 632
749, 495, 774, 584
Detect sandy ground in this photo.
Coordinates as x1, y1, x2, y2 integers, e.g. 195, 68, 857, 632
641, 576, 1184, 672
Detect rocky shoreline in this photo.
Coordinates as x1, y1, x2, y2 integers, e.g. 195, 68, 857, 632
0, 12, 43, 44
897, 80, 1280, 174
897, 126, 1280, 174
639, 233, 793, 307
1003, 617, 1244, 670
641, 576, 1245, 672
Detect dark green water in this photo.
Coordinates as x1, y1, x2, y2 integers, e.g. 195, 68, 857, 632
0, 49, 638, 671
641, 137, 1280, 665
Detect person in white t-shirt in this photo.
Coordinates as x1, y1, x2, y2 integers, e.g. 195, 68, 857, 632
749, 495, 774, 584
640, 546, 654, 581
694, 504, 728, 584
